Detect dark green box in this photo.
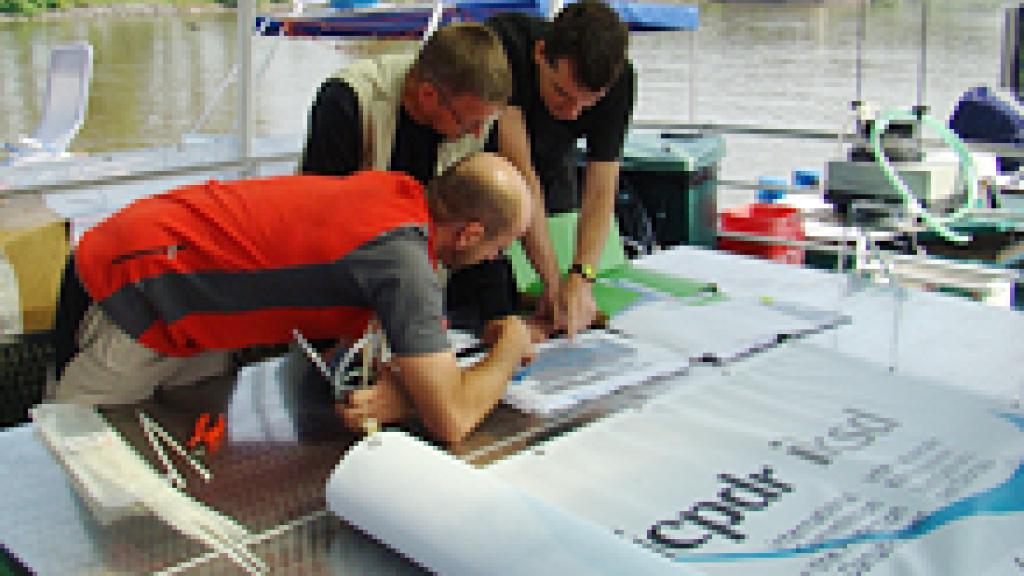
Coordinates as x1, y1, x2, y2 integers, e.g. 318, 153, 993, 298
0, 333, 51, 429
618, 131, 725, 248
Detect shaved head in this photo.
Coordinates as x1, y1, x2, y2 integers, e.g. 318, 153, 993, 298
427, 152, 532, 240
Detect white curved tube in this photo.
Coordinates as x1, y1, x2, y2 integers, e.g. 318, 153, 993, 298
869, 108, 979, 244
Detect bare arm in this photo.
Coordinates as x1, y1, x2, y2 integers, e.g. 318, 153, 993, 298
339, 316, 532, 444
562, 160, 621, 337
576, 160, 620, 277
494, 106, 561, 330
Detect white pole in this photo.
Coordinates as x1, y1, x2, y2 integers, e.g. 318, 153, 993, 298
423, 0, 444, 41
237, 0, 254, 176
548, 0, 563, 19
688, 29, 696, 123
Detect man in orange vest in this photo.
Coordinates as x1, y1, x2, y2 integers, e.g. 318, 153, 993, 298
53, 153, 533, 444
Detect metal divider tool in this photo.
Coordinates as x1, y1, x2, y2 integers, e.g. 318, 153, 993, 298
292, 322, 385, 434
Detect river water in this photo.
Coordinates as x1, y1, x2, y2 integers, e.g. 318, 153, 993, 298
0, 0, 1012, 202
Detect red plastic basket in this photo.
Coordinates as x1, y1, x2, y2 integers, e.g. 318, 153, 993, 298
718, 204, 805, 264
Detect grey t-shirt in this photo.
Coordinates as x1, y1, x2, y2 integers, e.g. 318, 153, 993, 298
344, 226, 449, 356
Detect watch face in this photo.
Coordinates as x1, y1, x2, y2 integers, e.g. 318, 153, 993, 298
570, 263, 597, 282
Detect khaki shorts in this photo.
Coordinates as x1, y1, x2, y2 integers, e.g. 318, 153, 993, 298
54, 304, 232, 406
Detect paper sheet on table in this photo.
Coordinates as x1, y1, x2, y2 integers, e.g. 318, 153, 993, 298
228, 357, 298, 443
501, 330, 689, 415
325, 431, 691, 575
611, 295, 845, 363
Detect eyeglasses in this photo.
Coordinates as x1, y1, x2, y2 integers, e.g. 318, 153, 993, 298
435, 88, 490, 137
436, 89, 468, 135
540, 57, 604, 116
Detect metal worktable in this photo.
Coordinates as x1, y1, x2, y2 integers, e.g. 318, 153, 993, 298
0, 342, 673, 574
1, 246, 1021, 574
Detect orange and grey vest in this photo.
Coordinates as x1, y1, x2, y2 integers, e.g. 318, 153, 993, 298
76, 171, 432, 356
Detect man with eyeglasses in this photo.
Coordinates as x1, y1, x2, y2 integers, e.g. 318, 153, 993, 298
300, 22, 511, 184
452, 0, 634, 339
301, 22, 524, 338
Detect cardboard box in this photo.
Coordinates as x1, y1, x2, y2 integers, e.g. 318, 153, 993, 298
0, 195, 69, 334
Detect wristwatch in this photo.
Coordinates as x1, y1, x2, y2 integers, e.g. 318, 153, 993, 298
568, 263, 597, 283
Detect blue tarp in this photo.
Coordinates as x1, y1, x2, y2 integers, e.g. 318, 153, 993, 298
256, 0, 698, 38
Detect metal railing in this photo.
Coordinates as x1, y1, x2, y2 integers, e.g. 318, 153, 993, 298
0, 148, 300, 197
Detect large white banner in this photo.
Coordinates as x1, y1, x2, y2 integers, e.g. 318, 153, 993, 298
325, 431, 694, 575
490, 341, 1024, 575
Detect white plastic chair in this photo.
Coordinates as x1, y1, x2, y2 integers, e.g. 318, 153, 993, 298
3, 42, 94, 163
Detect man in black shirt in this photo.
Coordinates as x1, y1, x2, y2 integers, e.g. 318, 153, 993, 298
300, 22, 512, 184
483, 0, 635, 338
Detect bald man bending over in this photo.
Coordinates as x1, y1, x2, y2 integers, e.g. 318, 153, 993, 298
53, 153, 533, 444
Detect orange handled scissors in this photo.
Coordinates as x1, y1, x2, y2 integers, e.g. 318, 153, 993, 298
187, 412, 225, 454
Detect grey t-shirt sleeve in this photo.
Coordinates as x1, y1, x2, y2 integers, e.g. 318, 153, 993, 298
346, 227, 449, 356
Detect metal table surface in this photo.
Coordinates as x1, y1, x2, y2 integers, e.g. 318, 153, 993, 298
0, 347, 676, 575
2, 246, 1021, 574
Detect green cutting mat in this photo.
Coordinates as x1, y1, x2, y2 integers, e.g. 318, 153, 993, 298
507, 212, 723, 316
